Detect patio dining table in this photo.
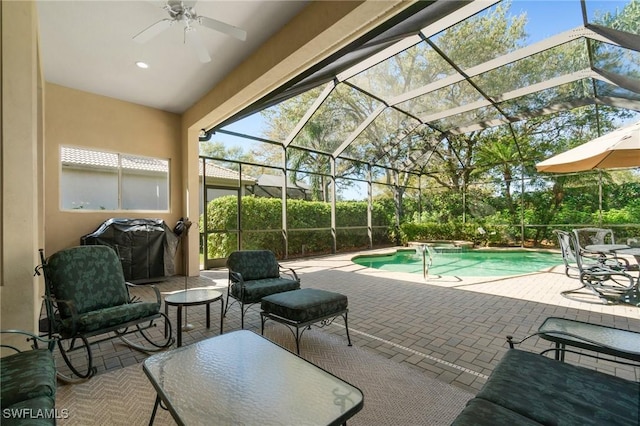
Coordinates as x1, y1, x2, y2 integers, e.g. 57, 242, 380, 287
614, 248, 640, 275
586, 245, 640, 265
614, 247, 640, 259
584, 244, 630, 253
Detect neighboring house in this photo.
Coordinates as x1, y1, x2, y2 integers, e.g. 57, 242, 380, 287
61, 146, 169, 211
247, 174, 312, 200
199, 162, 314, 212
199, 161, 256, 213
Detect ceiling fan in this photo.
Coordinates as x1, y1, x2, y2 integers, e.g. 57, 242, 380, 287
133, 0, 247, 63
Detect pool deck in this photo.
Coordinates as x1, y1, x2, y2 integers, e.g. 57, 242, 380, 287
61, 247, 640, 393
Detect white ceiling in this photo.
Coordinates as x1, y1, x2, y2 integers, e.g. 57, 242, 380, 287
36, 0, 309, 114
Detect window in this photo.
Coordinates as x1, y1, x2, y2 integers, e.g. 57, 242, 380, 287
61, 146, 169, 211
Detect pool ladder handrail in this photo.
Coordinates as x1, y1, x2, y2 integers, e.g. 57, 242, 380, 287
419, 244, 434, 280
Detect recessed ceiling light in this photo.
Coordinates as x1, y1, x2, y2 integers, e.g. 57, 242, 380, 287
136, 61, 149, 69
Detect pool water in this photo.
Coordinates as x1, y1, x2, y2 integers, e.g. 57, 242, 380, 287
352, 249, 563, 277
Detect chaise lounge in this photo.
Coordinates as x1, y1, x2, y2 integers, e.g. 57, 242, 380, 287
452, 348, 639, 425
452, 319, 640, 426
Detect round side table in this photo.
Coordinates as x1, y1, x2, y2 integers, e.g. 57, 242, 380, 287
164, 288, 224, 347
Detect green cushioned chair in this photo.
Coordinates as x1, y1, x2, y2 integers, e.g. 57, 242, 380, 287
1, 330, 57, 425
37, 245, 174, 381
225, 250, 300, 328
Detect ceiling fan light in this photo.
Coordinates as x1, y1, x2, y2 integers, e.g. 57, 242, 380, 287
185, 27, 211, 63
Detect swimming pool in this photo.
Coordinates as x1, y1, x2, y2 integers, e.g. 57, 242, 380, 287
352, 248, 563, 277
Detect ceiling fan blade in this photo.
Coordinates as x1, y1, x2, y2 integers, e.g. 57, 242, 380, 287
185, 28, 211, 63
133, 18, 173, 43
198, 16, 247, 41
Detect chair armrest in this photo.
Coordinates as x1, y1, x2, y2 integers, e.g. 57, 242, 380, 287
507, 326, 640, 367
1, 329, 57, 352
228, 270, 247, 300
600, 252, 632, 269
580, 248, 633, 270
126, 282, 162, 305
43, 295, 78, 336
229, 270, 244, 285
278, 264, 299, 282
578, 249, 605, 264
229, 270, 243, 283
506, 333, 536, 348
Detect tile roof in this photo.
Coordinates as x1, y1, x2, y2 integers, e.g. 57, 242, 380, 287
200, 161, 236, 179
61, 146, 168, 172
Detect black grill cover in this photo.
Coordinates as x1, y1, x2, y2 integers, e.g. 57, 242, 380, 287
81, 218, 178, 282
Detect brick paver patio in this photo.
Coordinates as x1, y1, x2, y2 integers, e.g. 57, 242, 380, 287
54, 247, 640, 394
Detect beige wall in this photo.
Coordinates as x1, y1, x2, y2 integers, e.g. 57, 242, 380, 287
44, 84, 182, 257
1, 0, 43, 338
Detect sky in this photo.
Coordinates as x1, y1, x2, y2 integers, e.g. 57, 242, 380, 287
211, 0, 632, 139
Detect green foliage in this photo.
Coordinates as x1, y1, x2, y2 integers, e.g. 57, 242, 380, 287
398, 222, 507, 246
201, 177, 639, 256
241, 197, 282, 230
596, 0, 640, 34
601, 208, 632, 224
200, 195, 237, 231
399, 178, 640, 247
202, 196, 393, 258
399, 222, 460, 242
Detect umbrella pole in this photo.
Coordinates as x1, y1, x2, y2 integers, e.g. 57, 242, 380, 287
598, 171, 603, 227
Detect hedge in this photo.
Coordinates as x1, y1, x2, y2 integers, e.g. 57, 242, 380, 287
201, 196, 393, 258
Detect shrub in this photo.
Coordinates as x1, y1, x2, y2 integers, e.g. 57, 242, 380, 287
201, 196, 393, 258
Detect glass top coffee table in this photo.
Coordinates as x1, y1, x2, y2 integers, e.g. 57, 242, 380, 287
143, 330, 364, 425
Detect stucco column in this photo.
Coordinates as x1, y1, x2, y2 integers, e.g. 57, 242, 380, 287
1, 0, 43, 336
184, 126, 200, 276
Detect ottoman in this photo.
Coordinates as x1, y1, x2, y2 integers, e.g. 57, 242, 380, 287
260, 288, 352, 354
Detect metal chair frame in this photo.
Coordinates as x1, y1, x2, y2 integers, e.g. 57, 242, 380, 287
224, 250, 300, 329
560, 232, 637, 304
36, 247, 174, 382
572, 227, 635, 271
553, 230, 580, 278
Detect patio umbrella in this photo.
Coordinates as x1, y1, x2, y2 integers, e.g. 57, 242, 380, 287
536, 121, 640, 173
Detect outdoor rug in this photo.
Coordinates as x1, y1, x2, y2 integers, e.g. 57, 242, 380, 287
57, 327, 473, 425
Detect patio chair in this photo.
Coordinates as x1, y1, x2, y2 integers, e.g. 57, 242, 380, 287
572, 227, 636, 272
1, 330, 57, 422
225, 250, 300, 328
553, 230, 580, 278
561, 232, 637, 304
573, 227, 616, 246
36, 245, 174, 381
